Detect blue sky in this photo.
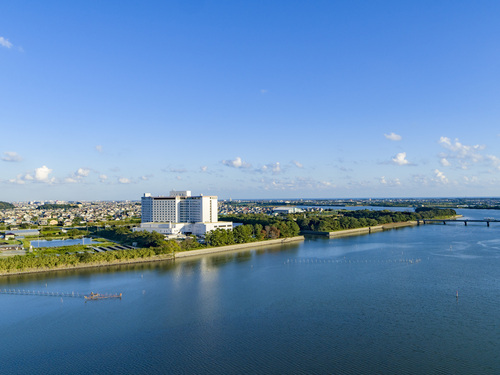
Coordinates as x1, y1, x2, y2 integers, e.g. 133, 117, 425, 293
2, 1, 500, 201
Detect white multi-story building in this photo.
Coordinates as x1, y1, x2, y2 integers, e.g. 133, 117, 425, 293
134, 191, 232, 237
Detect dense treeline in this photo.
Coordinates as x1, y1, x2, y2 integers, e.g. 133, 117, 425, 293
0, 245, 177, 273
95, 223, 300, 252
204, 221, 300, 247
96, 222, 300, 251
414, 207, 457, 218
0, 201, 14, 209
219, 214, 300, 235
297, 208, 456, 232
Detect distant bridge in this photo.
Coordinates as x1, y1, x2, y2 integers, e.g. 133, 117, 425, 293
418, 219, 500, 227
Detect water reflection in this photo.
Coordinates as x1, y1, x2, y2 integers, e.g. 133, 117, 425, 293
3, 211, 500, 374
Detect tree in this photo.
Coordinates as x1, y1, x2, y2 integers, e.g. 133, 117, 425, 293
254, 224, 265, 240
205, 228, 235, 247
180, 236, 201, 251
67, 229, 81, 238
233, 225, 253, 243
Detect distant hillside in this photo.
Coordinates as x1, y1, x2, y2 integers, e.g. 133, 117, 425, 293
0, 201, 14, 209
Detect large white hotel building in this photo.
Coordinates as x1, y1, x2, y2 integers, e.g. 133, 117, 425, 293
133, 190, 232, 237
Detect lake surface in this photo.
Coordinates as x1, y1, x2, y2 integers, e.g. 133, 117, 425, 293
2, 208, 500, 374
30, 237, 94, 248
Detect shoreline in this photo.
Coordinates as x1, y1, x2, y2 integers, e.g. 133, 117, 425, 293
0, 217, 460, 276
301, 215, 463, 238
0, 237, 305, 277
174, 236, 305, 259
301, 221, 419, 238
0, 254, 175, 277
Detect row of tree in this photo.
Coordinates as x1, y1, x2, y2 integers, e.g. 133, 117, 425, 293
204, 221, 301, 247
0, 244, 177, 273
297, 208, 457, 232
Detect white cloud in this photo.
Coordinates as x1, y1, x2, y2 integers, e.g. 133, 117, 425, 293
463, 175, 478, 184
439, 137, 485, 169
0, 37, 13, 49
392, 152, 409, 166
292, 160, 303, 168
95, 145, 103, 153
118, 177, 131, 184
222, 156, 251, 169
8, 174, 26, 185
99, 174, 108, 183
63, 167, 91, 184
379, 176, 401, 186
258, 176, 335, 191
35, 166, 53, 182
384, 132, 402, 141
200, 166, 208, 172
261, 162, 282, 174
8, 166, 55, 185
1, 151, 23, 162
8, 165, 56, 184
434, 169, 448, 184
440, 158, 451, 167
76, 168, 90, 177
487, 155, 500, 170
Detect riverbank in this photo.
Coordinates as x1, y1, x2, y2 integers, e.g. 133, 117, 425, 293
0, 215, 464, 276
174, 236, 305, 259
0, 237, 305, 276
0, 254, 175, 277
301, 222, 418, 238
302, 216, 462, 238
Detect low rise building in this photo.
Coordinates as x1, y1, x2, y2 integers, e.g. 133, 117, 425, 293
273, 206, 304, 214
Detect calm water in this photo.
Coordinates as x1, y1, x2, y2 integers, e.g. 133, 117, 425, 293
2, 209, 500, 374
30, 237, 94, 248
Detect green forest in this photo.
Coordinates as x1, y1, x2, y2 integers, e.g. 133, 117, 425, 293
0, 201, 14, 209
296, 207, 456, 232
220, 207, 456, 233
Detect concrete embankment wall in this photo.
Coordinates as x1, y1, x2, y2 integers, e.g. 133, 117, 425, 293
174, 236, 305, 259
304, 221, 420, 238
328, 226, 384, 238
